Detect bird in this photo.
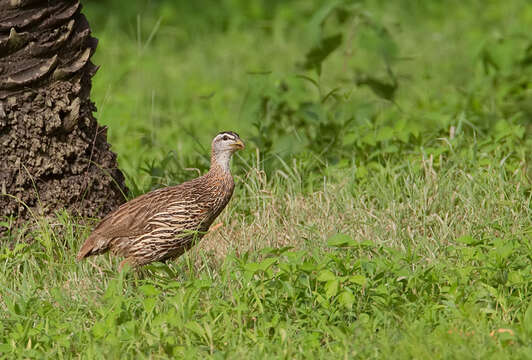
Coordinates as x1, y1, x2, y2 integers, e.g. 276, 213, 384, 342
76, 131, 245, 269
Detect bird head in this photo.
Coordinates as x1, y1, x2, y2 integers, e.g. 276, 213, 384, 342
210, 131, 245, 171
212, 131, 245, 154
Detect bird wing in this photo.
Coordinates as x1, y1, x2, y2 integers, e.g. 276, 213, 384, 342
76, 182, 200, 260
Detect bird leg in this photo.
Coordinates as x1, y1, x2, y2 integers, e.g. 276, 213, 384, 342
209, 222, 224, 233
119, 258, 135, 271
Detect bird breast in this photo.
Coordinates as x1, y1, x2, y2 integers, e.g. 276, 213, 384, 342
151, 171, 234, 233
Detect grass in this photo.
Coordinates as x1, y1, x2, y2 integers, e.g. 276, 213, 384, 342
1, 0, 532, 358
1, 155, 531, 358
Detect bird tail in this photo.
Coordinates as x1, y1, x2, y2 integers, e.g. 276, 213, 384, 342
76, 233, 108, 261
76, 240, 93, 261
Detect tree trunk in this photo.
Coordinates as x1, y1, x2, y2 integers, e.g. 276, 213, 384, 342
0, 0, 128, 232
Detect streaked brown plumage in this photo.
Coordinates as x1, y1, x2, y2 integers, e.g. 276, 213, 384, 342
77, 131, 244, 268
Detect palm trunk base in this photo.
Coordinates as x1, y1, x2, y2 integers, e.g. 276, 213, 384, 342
0, 1, 128, 233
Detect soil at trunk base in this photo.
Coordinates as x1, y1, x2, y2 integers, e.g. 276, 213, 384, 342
0, 1, 128, 235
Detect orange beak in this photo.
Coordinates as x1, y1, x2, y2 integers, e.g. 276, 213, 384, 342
231, 139, 245, 150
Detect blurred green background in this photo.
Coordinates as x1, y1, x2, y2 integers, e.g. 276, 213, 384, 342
83, 0, 531, 193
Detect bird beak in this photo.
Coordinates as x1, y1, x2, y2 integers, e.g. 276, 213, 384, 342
231, 139, 245, 150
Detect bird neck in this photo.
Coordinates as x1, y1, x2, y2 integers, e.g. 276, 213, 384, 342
210, 151, 232, 174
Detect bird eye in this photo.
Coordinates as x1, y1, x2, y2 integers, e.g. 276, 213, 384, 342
222, 135, 229, 141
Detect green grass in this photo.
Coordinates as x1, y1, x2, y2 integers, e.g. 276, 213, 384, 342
2, 0, 532, 358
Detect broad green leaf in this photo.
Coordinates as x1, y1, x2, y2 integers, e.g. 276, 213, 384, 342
325, 279, 339, 299
495, 244, 513, 261
376, 126, 394, 141
143, 297, 156, 313
302, 33, 343, 75
244, 257, 277, 274
300, 260, 318, 272
327, 233, 356, 247
507, 271, 523, 285
358, 313, 370, 324
91, 321, 107, 338
358, 24, 398, 63
338, 290, 355, 310
455, 235, 479, 245
0, 343, 11, 353
259, 257, 278, 271
139, 284, 160, 297
349, 275, 368, 286
318, 269, 336, 282
243, 262, 261, 273
356, 74, 397, 101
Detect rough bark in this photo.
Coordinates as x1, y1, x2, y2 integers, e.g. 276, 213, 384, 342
0, 0, 128, 232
